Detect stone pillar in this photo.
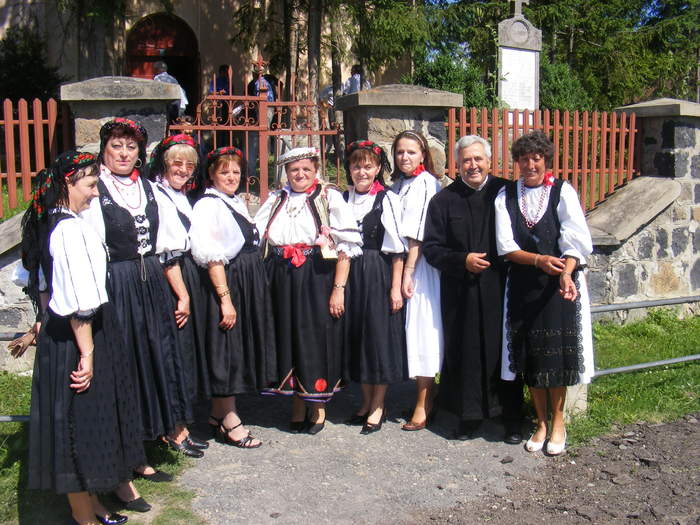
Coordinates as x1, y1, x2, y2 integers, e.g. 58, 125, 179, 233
60, 76, 181, 153
336, 84, 463, 181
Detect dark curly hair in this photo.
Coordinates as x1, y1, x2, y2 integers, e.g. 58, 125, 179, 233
511, 130, 555, 164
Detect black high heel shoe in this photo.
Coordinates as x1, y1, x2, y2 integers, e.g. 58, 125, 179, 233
345, 412, 368, 426
209, 415, 223, 437
95, 512, 128, 525
163, 436, 204, 458
360, 409, 386, 435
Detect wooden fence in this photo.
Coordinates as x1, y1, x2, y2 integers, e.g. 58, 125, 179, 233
445, 108, 639, 211
0, 98, 72, 217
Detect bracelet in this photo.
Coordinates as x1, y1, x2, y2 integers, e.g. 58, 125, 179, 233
218, 289, 230, 298
333, 283, 346, 289
81, 348, 94, 358
405, 266, 415, 270
533, 254, 540, 268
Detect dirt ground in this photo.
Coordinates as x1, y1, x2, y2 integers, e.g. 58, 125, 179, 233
410, 413, 700, 524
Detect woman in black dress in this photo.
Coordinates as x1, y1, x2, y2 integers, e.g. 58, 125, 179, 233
256, 147, 362, 434
21, 151, 145, 525
189, 146, 276, 448
147, 133, 211, 457
495, 131, 594, 456
81, 119, 202, 499
342, 140, 406, 434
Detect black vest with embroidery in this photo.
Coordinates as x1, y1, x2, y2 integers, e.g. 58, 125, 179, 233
504, 179, 563, 257
343, 190, 386, 251
97, 177, 159, 262
200, 194, 260, 253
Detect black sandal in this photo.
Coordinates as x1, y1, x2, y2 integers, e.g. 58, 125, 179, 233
208, 415, 223, 437
216, 421, 262, 449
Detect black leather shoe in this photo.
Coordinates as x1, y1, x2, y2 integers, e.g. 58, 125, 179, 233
134, 469, 173, 483
345, 412, 368, 426
116, 496, 152, 513
504, 431, 523, 445
164, 436, 204, 458
455, 420, 481, 441
186, 435, 209, 450
289, 419, 307, 433
360, 420, 382, 435
96, 512, 128, 525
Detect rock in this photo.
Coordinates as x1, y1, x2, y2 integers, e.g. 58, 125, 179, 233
611, 474, 633, 485
270, 513, 281, 519
623, 431, 636, 438
500, 456, 514, 464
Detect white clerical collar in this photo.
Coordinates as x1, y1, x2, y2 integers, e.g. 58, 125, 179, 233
462, 174, 490, 191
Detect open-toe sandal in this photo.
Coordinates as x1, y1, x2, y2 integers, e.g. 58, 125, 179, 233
217, 421, 262, 449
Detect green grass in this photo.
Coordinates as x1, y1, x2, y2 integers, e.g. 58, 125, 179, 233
568, 308, 700, 446
1, 186, 30, 221
0, 371, 204, 525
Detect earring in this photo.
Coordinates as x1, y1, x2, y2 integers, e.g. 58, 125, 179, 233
135, 158, 142, 168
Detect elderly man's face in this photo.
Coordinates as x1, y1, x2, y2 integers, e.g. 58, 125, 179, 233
459, 142, 490, 188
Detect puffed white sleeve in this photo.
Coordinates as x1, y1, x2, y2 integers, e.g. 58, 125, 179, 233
48, 219, 109, 318
189, 198, 245, 267
495, 186, 521, 255
326, 188, 363, 257
153, 182, 190, 263
380, 191, 406, 254
398, 175, 438, 242
557, 182, 593, 265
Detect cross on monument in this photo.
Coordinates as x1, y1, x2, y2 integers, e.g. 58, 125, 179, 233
510, 0, 529, 17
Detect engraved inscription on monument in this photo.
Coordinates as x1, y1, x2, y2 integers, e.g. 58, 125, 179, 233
500, 47, 537, 110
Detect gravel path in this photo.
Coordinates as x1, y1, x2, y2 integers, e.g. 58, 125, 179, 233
179, 382, 540, 525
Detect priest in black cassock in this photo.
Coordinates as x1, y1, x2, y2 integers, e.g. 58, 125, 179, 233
423, 135, 523, 444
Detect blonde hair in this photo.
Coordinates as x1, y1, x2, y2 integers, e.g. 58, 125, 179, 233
164, 144, 198, 166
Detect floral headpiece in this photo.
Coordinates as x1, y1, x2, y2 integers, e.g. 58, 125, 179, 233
147, 133, 198, 181
344, 140, 391, 187
99, 117, 148, 144
206, 146, 246, 171
31, 150, 96, 218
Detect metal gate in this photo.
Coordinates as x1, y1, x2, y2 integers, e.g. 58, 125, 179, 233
169, 57, 342, 204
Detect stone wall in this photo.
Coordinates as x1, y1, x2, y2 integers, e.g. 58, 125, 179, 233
587, 99, 700, 321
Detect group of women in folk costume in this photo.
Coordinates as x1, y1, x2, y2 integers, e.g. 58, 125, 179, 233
18, 116, 592, 523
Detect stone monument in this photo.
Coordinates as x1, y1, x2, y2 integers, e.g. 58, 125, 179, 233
61, 76, 180, 153
497, 0, 542, 110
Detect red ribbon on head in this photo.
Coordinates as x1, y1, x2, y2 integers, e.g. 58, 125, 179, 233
304, 179, 319, 195
282, 244, 312, 267
544, 171, 555, 187
409, 164, 425, 177
368, 180, 384, 196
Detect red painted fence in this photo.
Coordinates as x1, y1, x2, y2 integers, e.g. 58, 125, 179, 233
445, 108, 640, 211
0, 98, 72, 216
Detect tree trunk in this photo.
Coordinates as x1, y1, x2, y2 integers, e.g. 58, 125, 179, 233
329, 0, 344, 161
307, 0, 322, 149
284, 0, 297, 101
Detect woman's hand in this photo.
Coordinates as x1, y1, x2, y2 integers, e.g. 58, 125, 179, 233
390, 286, 403, 313
465, 252, 490, 274
402, 267, 415, 299
70, 352, 94, 392
535, 255, 566, 276
559, 272, 578, 301
219, 296, 237, 330
329, 288, 345, 319
174, 296, 190, 328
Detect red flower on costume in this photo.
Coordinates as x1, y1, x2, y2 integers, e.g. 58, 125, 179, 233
129, 168, 140, 181
368, 180, 384, 196
408, 164, 425, 177
314, 378, 327, 392
304, 179, 319, 195
544, 171, 555, 187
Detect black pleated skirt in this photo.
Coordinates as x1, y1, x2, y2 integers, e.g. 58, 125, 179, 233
204, 249, 278, 396
506, 266, 583, 388
109, 255, 193, 440
28, 304, 146, 494
347, 249, 407, 384
263, 250, 347, 402
177, 253, 211, 400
